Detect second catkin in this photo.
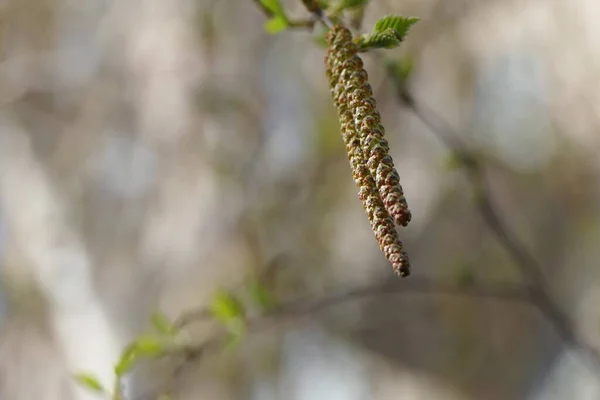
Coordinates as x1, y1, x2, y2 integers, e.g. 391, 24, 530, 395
325, 24, 411, 276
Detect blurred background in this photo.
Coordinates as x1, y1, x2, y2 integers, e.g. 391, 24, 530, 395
0, 0, 600, 399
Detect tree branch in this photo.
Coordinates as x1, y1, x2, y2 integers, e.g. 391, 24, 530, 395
385, 67, 600, 369
135, 276, 533, 400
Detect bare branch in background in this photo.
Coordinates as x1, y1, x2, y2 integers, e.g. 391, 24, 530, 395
384, 66, 600, 369
135, 275, 533, 400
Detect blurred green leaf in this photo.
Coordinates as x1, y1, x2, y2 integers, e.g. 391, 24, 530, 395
134, 335, 166, 357
259, 0, 289, 34
210, 290, 246, 324
260, 0, 285, 15
265, 15, 289, 34
73, 372, 105, 394
114, 344, 138, 377
151, 311, 177, 336
249, 280, 277, 311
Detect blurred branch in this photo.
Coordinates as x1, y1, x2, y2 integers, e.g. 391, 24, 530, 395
177, 276, 531, 330
136, 275, 532, 399
383, 63, 600, 369
300, 0, 334, 28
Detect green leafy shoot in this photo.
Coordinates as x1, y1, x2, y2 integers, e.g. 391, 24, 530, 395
150, 311, 177, 336
210, 290, 246, 325
259, 0, 290, 34
73, 372, 106, 394
355, 15, 419, 51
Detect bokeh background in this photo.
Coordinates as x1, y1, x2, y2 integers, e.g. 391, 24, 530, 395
1, 0, 600, 399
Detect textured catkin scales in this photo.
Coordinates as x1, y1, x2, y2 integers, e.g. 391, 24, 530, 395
325, 25, 410, 276
327, 26, 411, 227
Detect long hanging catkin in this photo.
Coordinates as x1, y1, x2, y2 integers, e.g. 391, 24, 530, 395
325, 25, 410, 276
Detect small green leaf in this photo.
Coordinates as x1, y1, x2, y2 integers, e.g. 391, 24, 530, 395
73, 372, 105, 393
151, 311, 177, 336
356, 29, 402, 50
373, 15, 419, 39
356, 15, 419, 51
210, 290, 246, 324
114, 344, 138, 377
249, 280, 277, 311
134, 335, 166, 357
265, 15, 289, 34
260, 0, 285, 15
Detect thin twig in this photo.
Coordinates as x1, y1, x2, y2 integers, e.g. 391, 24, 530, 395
133, 276, 533, 399
384, 66, 600, 369
300, 0, 334, 28
174, 276, 532, 329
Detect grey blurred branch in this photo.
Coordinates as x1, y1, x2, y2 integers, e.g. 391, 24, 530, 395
174, 275, 532, 330
136, 275, 532, 400
385, 63, 600, 369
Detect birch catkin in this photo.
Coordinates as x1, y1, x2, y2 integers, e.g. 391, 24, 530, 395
325, 25, 410, 276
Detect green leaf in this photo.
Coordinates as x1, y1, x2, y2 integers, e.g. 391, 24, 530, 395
265, 15, 289, 34
73, 372, 106, 394
356, 15, 419, 51
356, 28, 402, 50
151, 311, 177, 336
210, 290, 246, 324
260, 0, 285, 15
373, 15, 419, 39
134, 335, 166, 357
249, 280, 277, 311
114, 344, 138, 377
